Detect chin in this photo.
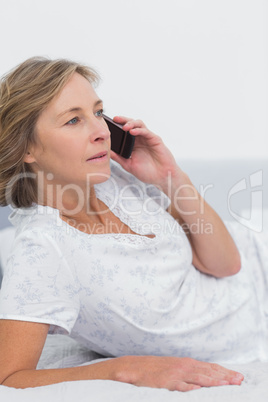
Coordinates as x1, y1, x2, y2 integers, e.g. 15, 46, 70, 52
86, 165, 111, 185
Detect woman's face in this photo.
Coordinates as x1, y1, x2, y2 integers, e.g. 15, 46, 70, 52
26, 73, 111, 193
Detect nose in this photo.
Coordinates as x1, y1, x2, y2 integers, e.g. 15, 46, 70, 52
89, 116, 110, 143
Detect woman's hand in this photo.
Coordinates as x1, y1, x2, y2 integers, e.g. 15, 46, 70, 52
114, 355, 244, 392
110, 116, 183, 193
110, 115, 241, 278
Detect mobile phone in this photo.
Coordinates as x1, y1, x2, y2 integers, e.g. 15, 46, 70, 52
103, 114, 135, 159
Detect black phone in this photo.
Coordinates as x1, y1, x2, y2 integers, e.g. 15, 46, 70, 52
103, 114, 135, 159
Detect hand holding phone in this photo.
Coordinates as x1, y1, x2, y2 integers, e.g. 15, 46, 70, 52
103, 114, 135, 159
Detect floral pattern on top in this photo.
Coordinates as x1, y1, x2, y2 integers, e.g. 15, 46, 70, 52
0, 162, 268, 364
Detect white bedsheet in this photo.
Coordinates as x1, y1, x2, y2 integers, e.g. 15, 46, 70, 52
0, 334, 267, 402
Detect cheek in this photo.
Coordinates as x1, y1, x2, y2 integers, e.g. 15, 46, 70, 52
34, 124, 86, 168
49, 142, 86, 175
43, 136, 78, 159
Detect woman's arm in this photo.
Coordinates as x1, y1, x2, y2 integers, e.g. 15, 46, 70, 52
166, 171, 241, 277
0, 320, 243, 390
110, 116, 241, 278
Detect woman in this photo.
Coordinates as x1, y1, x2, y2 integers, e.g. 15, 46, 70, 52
0, 56, 266, 391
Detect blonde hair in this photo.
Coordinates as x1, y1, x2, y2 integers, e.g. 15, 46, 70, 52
0, 56, 99, 208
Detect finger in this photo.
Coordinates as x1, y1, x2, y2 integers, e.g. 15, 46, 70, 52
189, 372, 231, 388
188, 360, 244, 383
126, 128, 162, 148
211, 362, 244, 378
204, 363, 244, 384
113, 115, 133, 126
179, 360, 244, 387
112, 117, 156, 144
124, 119, 147, 131
188, 371, 243, 388
112, 116, 147, 130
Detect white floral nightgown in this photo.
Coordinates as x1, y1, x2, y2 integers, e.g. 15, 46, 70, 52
0, 162, 268, 364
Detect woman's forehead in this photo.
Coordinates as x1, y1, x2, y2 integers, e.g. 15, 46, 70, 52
40, 73, 101, 120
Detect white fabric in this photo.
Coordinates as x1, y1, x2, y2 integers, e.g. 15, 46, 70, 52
0, 226, 15, 282
0, 162, 268, 365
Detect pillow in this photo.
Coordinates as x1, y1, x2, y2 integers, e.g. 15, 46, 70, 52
0, 226, 15, 283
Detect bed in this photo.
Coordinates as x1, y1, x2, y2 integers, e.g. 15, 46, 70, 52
0, 158, 268, 401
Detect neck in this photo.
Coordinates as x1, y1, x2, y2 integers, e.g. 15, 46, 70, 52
37, 181, 103, 220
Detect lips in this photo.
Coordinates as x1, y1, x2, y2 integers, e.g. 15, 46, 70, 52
86, 151, 108, 161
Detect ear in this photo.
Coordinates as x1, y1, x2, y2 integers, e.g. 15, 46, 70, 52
23, 151, 36, 164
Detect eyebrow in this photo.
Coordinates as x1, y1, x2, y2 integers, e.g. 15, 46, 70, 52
56, 99, 103, 119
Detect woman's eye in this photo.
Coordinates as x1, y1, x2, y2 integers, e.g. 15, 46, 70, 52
95, 109, 104, 117
66, 117, 79, 125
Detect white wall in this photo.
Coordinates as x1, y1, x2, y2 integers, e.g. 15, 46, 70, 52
0, 0, 267, 159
